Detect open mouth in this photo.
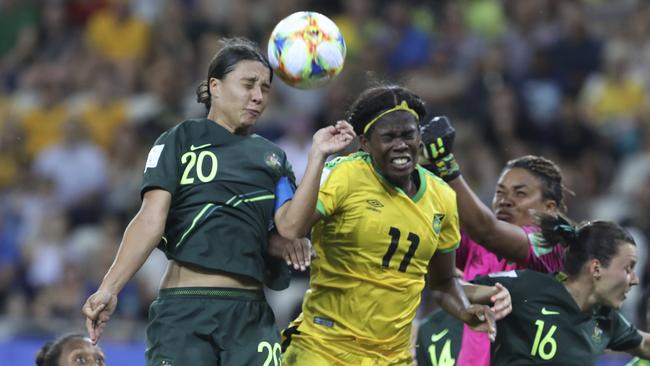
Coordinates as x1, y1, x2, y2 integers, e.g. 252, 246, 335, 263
390, 156, 412, 170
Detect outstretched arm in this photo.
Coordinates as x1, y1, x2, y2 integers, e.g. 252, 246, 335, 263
420, 116, 530, 264
82, 189, 170, 344
449, 176, 530, 264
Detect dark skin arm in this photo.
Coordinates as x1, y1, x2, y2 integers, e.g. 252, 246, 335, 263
428, 250, 496, 340
448, 176, 530, 264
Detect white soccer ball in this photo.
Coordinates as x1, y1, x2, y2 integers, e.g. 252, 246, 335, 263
267, 11, 346, 89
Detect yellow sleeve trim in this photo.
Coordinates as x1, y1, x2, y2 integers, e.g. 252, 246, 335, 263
437, 241, 460, 253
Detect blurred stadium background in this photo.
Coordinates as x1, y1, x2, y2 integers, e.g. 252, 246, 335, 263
0, 0, 649, 364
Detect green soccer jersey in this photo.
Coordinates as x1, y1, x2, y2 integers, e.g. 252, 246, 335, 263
141, 118, 296, 289
473, 270, 642, 366
416, 309, 464, 366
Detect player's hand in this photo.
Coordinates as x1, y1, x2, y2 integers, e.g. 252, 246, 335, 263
82, 289, 118, 344
418, 116, 460, 182
284, 237, 313, 271
268, 234, 313, 271
490, 283, 512, 320
462, 304, 497, 342
312, 120, 356, 158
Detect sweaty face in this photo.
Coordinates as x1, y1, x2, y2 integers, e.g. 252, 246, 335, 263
59, 338, 105, 366
594, 242, 639, 310
209, 60, 271, 134
491, 167, 557, 226
361, 111, 420, 189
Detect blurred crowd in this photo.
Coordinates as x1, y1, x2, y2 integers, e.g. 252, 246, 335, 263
1, 0, 650, 343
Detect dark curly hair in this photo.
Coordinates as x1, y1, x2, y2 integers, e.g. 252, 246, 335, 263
196, 37, 273, 110
346, 85, 426, 136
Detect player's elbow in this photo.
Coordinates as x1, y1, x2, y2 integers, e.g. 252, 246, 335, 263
274, 222, 305, 241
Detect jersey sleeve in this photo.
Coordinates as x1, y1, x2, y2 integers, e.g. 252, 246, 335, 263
316, 162, 350, 217
274, 153, 297, 212
523, 225, 565, 272
436, 188, 461, 253
472, 270, 521, 292
607, 311, 643, 351
141, 129, 180, 198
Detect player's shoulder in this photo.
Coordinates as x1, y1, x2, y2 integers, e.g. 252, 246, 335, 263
322, 151, 371, 178
419, 166, 454, 193
325, 151, 371, 170
163, 118, 209, 139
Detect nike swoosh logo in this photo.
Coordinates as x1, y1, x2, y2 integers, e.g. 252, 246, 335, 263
430, 329, 449, 342
190, 143, 211, 151
541, 307, 560, 315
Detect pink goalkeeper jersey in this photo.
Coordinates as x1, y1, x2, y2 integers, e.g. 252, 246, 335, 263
455, 225, 564, 366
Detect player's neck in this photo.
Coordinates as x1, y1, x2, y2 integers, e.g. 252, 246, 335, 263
564, 277, 597, 313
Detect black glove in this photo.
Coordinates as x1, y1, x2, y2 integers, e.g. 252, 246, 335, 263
419, 116, 460, 182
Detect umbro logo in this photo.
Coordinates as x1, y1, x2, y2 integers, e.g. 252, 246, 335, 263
366, 199, 384, 212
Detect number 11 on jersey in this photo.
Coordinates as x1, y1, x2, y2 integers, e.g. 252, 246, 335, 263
382, 226, 420, 272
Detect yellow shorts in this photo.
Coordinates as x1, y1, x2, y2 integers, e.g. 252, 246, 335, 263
282, 327, 412, 366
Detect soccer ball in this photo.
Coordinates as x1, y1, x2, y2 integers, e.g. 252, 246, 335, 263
267, 11, 346, 89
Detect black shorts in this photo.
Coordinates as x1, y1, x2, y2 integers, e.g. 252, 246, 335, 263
146, 287, 281, 366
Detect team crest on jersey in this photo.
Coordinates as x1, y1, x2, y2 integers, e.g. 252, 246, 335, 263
432, 213, 445, 234
592, 321, 603, 343
265, 152, 282, 172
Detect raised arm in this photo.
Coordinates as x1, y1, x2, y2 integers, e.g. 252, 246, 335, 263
82, 189, 170, 343
274, 121, 354, 239
448, 177, 530, 263
420, 116, 530, 264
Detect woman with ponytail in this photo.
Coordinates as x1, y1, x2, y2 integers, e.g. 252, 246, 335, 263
472, 215, 650, 365
81, 37, 355, 366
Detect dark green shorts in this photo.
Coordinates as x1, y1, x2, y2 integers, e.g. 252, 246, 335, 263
146, 287, 281, 366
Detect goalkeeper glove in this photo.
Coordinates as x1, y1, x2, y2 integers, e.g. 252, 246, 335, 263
419, 116, 460, 182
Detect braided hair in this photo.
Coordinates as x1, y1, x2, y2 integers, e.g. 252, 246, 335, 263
346, 85, 426, 136
196, 37, 273, 110
504, 155, 570, 211
538, 214, 635, 276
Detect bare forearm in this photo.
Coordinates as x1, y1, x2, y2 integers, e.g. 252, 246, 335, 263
432, 278, 476, 326
451, 176, 529, 263
462, 283, 496, 305
450, 176, 497, 240
99, 214, 164, 294
275, 151, 326, 239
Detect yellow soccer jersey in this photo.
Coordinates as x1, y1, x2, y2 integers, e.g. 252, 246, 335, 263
297, 151, 460, 354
